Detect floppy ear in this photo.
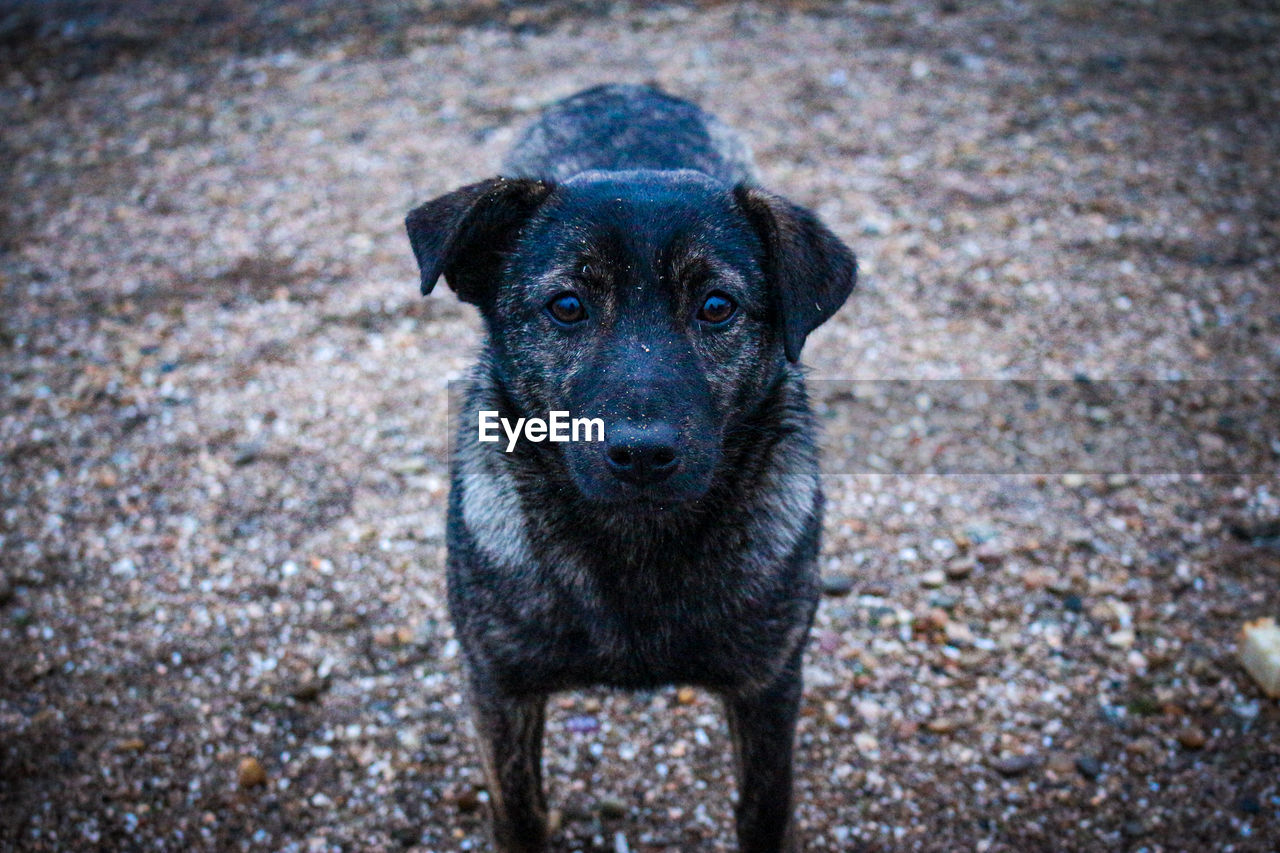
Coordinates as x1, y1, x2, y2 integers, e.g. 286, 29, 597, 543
734, 185, 857, 363
405, 177, 554, 306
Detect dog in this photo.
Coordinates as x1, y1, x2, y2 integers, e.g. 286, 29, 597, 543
405, 83, 856, 853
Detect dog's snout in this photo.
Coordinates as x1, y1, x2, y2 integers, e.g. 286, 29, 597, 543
605, 423, 680, 485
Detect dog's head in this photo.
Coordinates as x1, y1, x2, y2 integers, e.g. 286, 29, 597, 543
406, 170, 855, 509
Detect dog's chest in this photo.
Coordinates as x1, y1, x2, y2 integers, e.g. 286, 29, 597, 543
482, 556, 802, 693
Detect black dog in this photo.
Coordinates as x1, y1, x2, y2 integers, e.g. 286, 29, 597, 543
405, 84, 855, 852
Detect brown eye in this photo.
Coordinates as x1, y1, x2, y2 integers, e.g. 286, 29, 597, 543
697, 292, 737, 325
547, 292, 586, 325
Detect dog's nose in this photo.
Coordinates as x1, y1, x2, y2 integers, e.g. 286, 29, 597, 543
605, 423, 679, 485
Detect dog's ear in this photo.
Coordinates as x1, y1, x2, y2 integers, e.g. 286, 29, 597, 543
405, 177, 554, 305
734, 185, 857, 363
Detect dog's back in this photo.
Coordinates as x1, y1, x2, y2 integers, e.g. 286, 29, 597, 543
501, 83, 758, 185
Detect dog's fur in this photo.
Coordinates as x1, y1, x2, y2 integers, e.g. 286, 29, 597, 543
405, 84, 856, 853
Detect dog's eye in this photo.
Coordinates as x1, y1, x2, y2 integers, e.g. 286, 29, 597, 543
547, 293, 587, 325
696, 292, 737, 325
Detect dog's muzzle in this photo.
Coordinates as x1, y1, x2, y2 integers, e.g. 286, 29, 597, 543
604, 421, 680, 485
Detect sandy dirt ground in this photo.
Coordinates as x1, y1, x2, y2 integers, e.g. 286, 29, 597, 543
1, 1, 1278, 850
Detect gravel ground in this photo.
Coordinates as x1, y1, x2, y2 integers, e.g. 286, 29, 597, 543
2, 1, 1279, 850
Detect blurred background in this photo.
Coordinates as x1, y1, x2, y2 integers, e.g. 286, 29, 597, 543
1, 1, 1277, 850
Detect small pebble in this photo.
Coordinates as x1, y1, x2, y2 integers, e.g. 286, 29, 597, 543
454, 787, 481, 812
1106, 629, 1136, 649
237, 757, 268, 788
944, 621, 973, 645
1238, 617, 1280, 698
232, 442, 263, 466
597, 797, 627, 820
1176, 727, 1207, 750
854, 732, 878, 753
1075, 755, 1102, 780
1126, 737, 1158, 757
290, 677, 326, 702
990, 753, 1038, 777
920, 569, 946, 589
1021, 568, 1055, 590
821, 573, 855, 596
973, 543, 1006, 567
565, 715, 599, 734
1045, 752, 1076, 776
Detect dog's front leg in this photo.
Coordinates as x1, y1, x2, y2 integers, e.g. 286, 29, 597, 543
467, 675, 549, 853
725, 659, 805, 853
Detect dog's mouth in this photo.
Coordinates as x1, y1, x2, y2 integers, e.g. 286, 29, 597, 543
576, 490, 715, 527
594, 490, 688, 514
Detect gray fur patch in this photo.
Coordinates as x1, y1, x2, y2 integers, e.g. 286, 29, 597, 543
457, 408, 535, 569
749, 454, 819, 567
